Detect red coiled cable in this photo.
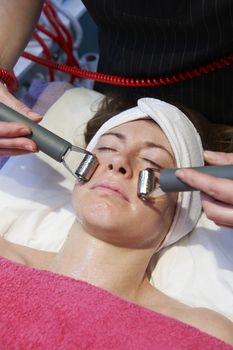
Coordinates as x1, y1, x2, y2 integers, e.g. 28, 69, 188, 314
2, 48, 232, 93
21, 51, 233, 87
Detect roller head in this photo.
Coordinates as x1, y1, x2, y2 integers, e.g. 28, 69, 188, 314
137, 168, 156, 200
75, 153, 99, 182
138, 168, 166, 200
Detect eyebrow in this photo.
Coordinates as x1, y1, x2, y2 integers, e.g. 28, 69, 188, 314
100, 132, 174, 160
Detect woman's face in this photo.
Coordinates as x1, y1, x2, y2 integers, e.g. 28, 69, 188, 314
72, 119, 177, 249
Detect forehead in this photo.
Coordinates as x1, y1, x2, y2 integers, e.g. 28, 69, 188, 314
99, 119, 174, 154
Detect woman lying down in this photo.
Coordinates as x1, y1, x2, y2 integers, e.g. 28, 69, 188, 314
0, 97, 233, 349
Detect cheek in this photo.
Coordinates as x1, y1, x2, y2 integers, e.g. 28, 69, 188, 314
72, 184, 99, 220
156, 193, 178, 237
132, 194, 177, 247
72, 183, 82, 215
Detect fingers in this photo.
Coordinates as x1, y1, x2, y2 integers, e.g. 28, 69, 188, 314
204, 150, 233, 165
0, 121, 38, 155
0, 83, 42, 156
201, 193, 233, 227
176, 167, 233, 227
0, 136, 38, 153
0, 121, 31, 137
0, 82, 42, 122
176, 168, 233, 205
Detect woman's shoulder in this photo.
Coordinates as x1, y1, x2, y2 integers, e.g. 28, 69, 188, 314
165, 302, 233, 346
165, 300, 233, 346
0, 236, 56, 269
144, 285, 233, 346
189, 307, 233, 347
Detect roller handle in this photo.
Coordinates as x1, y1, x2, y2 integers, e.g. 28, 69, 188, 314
0, 103, 72, 162
160, 165, 233, 192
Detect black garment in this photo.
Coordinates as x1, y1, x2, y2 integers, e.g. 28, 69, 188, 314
82, 0, 233, 125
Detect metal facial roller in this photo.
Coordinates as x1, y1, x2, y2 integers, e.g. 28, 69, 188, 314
0, 103, 98, 181
138, 166, 233, 200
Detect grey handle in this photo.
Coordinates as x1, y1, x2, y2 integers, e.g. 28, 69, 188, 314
160, 165, 233, 192
0, 103, 72, 162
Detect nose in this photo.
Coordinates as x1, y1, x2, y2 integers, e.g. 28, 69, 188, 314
107, 154, 133, 177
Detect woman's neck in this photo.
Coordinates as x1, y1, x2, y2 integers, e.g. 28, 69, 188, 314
48, 219, 155, 302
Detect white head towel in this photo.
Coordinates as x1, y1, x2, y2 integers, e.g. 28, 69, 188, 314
87, 98, 204, 249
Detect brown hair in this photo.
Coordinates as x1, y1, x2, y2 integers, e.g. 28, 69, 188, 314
85, 94, 233, 153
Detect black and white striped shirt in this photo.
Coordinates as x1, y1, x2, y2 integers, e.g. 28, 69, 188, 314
82, 0, 233, 125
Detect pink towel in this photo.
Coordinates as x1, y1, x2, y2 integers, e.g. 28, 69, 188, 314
0, 256, 231, 349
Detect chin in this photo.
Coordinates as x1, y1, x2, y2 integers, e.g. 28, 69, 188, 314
76, 198, 135, 246
76, 196, 121, 231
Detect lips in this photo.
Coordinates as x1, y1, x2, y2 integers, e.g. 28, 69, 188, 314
91, 181, 129, 202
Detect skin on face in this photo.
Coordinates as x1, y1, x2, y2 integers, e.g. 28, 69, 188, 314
72, 119, 177, 250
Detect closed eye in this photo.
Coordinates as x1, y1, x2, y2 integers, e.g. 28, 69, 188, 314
142, 158, 163, 169
96, 147, 117, 152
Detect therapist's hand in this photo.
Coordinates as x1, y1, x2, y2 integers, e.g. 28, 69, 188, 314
176, 150, 233, 228
0, 82, 42, 156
